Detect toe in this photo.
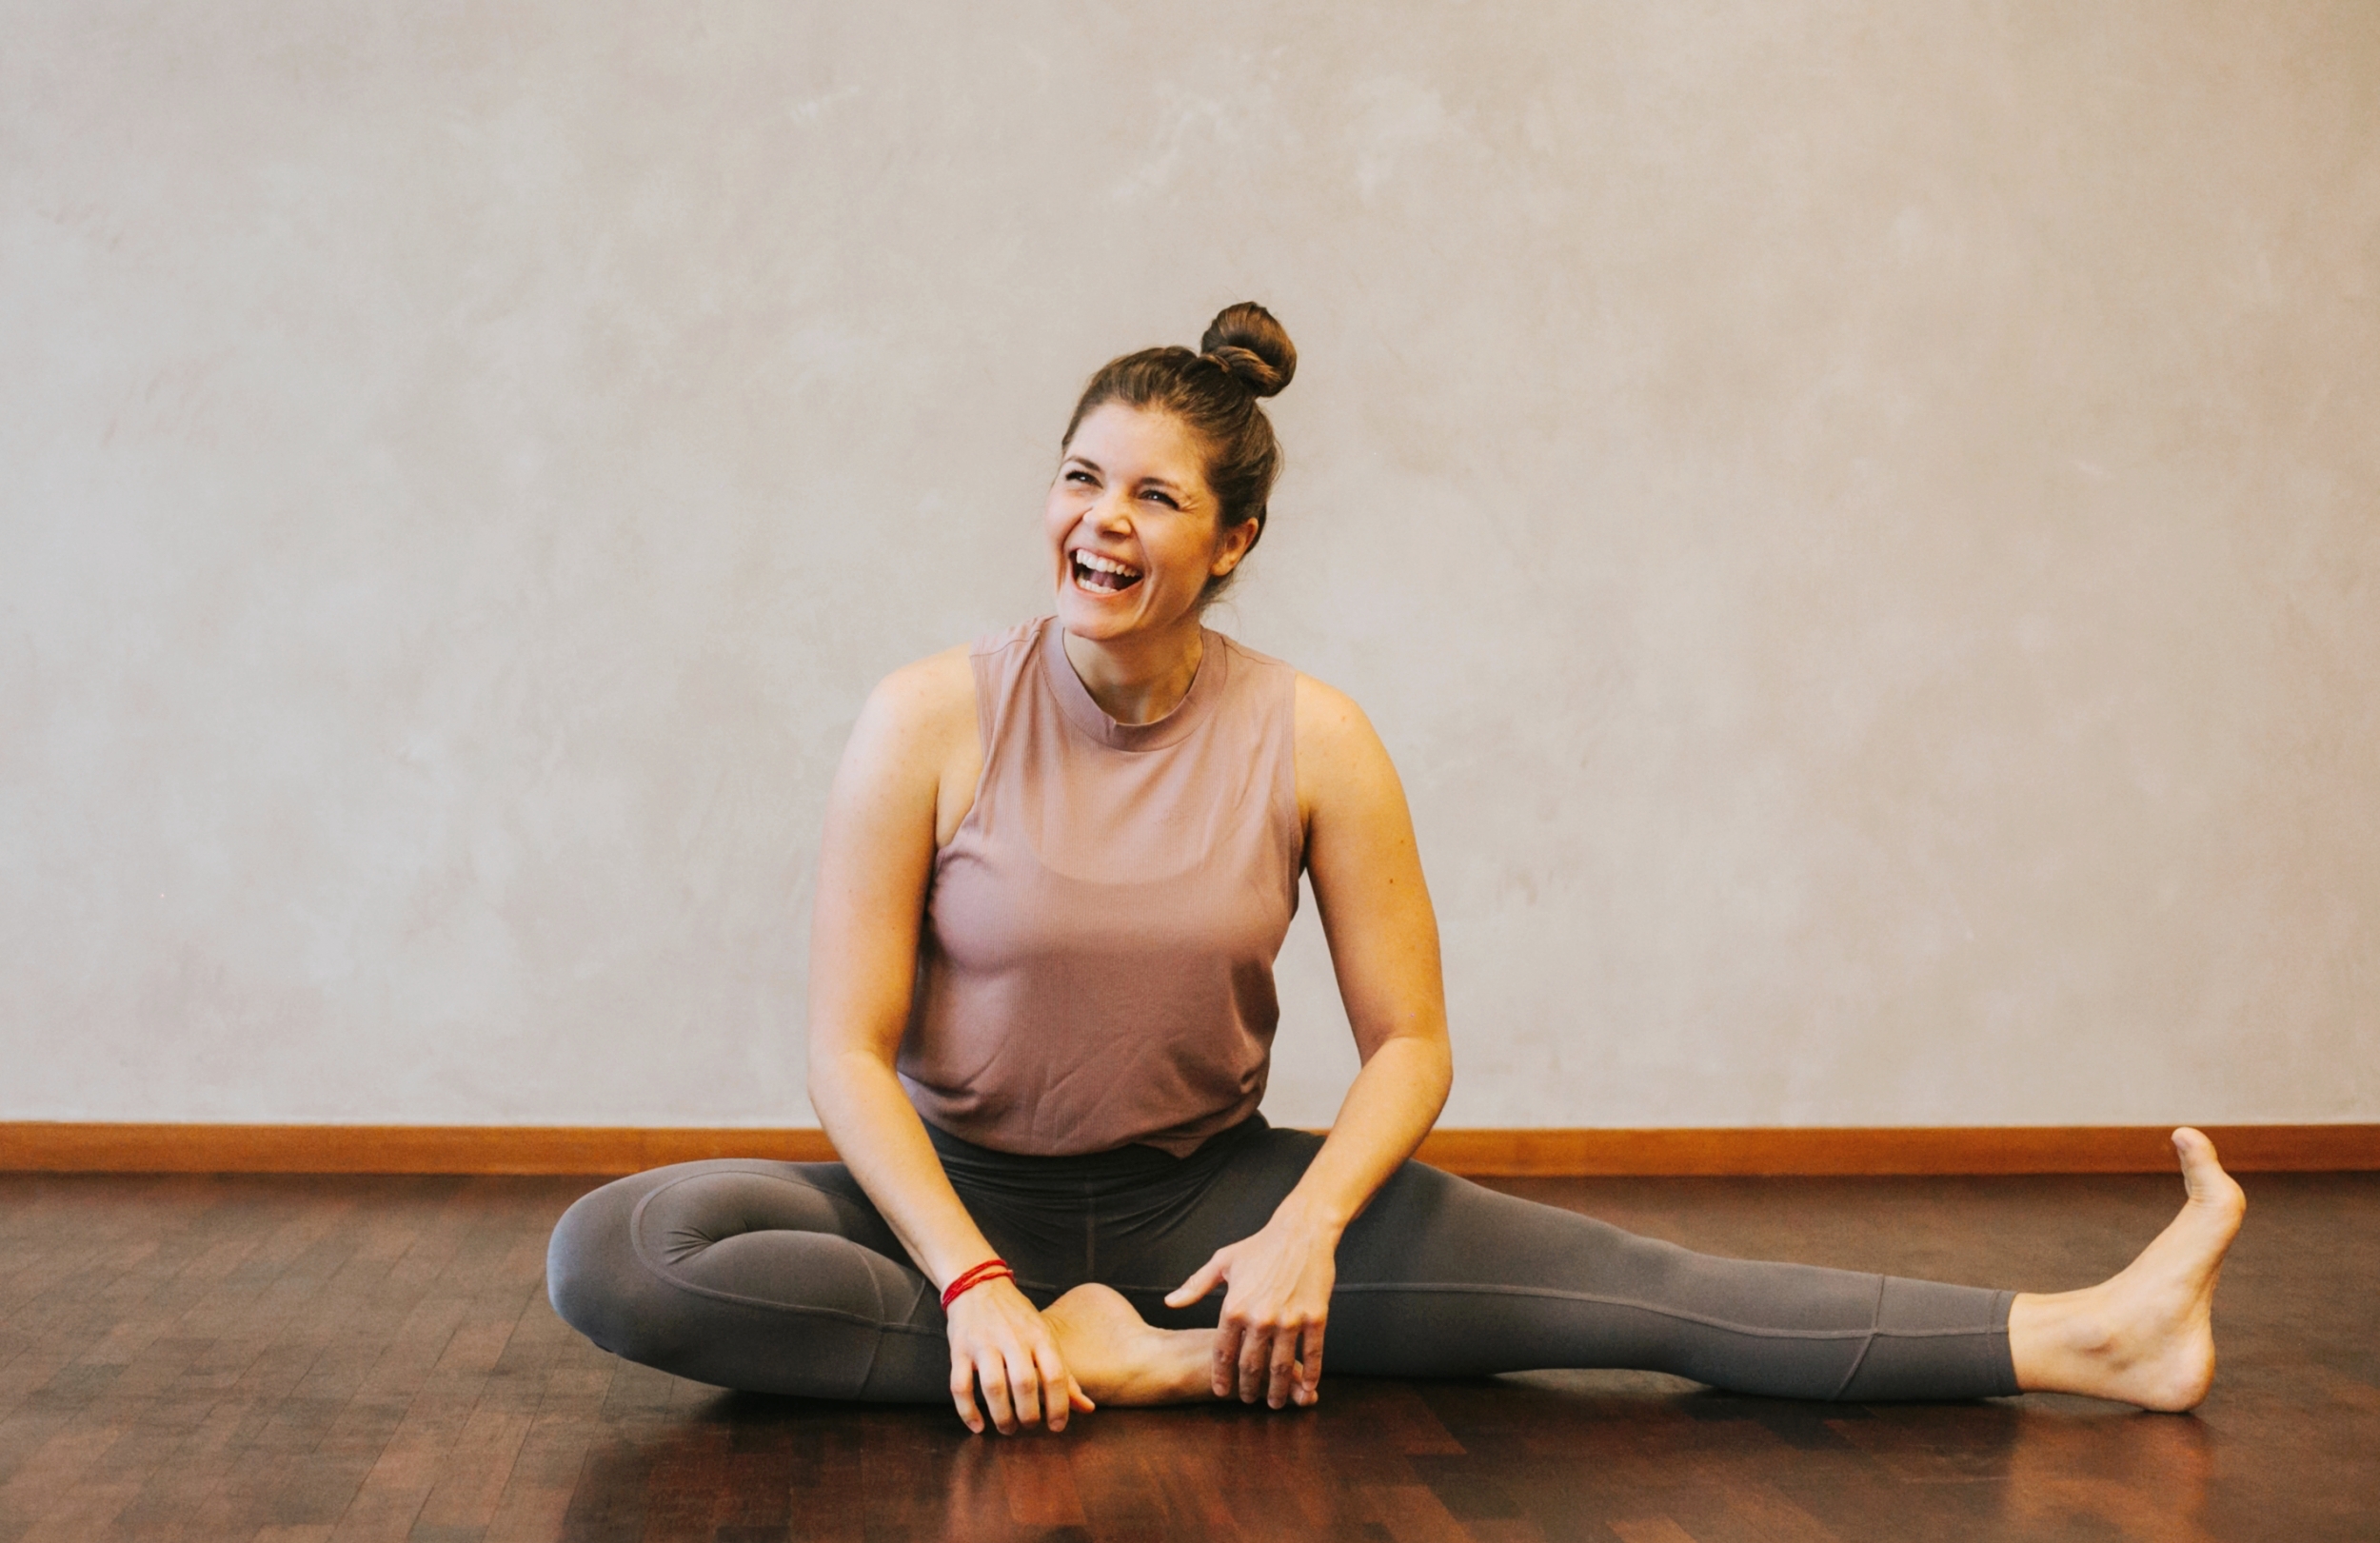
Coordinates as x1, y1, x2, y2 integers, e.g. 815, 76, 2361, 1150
2171, 1128, 2245, 1214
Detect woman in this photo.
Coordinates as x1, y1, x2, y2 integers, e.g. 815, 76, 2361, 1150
548, 304, 2244, 1435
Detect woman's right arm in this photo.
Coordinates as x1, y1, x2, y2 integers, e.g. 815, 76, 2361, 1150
804, 650, 1091, 1434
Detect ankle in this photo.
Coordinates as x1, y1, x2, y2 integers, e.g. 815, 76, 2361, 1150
2009, 1289, 2118, 1391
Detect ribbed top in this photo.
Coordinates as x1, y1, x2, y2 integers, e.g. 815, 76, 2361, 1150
897, 617, 1303, 1156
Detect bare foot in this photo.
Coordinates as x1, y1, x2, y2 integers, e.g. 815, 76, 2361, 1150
1042, 1284, 1220, 1406
2009, 1127, 2247, 1411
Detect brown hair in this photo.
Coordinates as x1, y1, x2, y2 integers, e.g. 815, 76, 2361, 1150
1061, 302, 1298, 603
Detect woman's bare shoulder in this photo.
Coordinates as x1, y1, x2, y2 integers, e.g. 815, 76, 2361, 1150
869, 643, 976, 728
1293, 671, 1383, 754
839, 643, 977, 781
1292, 671, 1398, 816
856, 644, 988, 844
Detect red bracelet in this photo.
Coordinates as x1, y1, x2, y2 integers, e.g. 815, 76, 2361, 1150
939, 1258, 1014, 1311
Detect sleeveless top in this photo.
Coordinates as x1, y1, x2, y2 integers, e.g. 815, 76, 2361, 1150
896, 617, 1304, 1157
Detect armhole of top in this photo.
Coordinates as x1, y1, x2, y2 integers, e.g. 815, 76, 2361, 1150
942, 632, 1018, 853
967, 644, 1000, 775
1279, 659, 1309, 877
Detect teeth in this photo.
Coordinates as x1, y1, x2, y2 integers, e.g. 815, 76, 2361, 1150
1074, 550, 1140, 579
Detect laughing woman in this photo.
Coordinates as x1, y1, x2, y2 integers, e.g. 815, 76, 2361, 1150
546, 304, 2245, 1434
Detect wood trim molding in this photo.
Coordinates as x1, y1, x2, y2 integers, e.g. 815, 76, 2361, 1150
0, 1125, 839, 1177
1410, 1125, 2380, 1177
4, 1122, 2376, 1177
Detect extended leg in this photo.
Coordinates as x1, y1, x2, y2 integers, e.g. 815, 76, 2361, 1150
1324, 1156, 2017, 1399
1041, 1124, 2014, 1403
546, 1159, 951, 1400
1044, 1125, 2244, 1407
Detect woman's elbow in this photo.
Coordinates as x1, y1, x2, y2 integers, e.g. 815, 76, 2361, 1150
1382, 1026, 1454, 1104
804, 1035, 897, 1111
1424, 1039, 1455, 1108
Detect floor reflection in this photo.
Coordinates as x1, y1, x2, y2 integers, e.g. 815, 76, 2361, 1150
554, 1374, 2262, 1541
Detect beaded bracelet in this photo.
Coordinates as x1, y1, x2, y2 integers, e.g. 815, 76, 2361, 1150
939, 1258, 1015, 1311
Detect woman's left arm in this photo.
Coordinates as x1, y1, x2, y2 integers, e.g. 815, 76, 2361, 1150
1163, 674, 1454, 1408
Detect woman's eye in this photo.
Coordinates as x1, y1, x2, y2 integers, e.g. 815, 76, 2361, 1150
1064, 470, 1095, 485
1141, 490, 1179, 508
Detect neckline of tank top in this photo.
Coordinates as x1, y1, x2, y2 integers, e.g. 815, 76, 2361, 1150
1037, 616, 1232, 754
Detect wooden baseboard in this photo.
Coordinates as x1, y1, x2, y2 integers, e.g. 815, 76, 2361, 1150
0, 1124, 839, 1176
3, 1122, 2375, 1177
1411, 1125, 2380, 1176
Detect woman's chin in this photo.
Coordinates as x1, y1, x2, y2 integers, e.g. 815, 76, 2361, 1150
1055, 587, 1151, 642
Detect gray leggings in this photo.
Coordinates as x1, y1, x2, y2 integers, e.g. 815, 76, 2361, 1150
545, 1116, 2017, 1403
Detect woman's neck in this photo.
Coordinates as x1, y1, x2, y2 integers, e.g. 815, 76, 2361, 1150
1060, 618, 1205, 726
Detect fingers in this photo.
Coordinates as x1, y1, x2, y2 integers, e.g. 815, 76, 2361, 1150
1210, 1316, 1243, 1398
947, 1291, 1085, 1437
1237, 1319, 1271, 1403
1165, 1253, 1228, 1310
962, 1360, 1089, 1434
1214, 1316, 1327, 1407
1031, 1341, 1074, 1432
950, 1365, 984, 1435
953, 1354, 1067, 1435
979, 1358, 1019, 1434
1005, 1347, 1045, 1431
1265, 1323, 1300, 1408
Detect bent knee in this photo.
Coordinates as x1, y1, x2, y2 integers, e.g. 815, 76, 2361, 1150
546, 1177, 666, 1358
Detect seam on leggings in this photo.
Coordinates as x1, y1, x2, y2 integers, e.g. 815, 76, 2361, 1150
1828, 1274, 1887, 1399
625, 1174, 940, 1337
1323, 1281, 1894, 1343
1328, 1281, 2003, 1342
630, 1163, 889, 1250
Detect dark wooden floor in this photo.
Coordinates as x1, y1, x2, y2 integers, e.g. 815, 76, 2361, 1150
2, 1170, 2373, 1543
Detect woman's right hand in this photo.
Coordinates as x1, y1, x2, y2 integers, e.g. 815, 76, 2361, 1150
944, 1276, 1094, 1434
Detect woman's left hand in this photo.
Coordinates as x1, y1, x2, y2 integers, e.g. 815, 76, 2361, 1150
1163, 1205, 1339, 1408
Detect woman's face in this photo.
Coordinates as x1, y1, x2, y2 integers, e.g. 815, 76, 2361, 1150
1045, 403, 1256, 644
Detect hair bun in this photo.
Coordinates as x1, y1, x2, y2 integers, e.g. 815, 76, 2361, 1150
1200, 303, 1296, 399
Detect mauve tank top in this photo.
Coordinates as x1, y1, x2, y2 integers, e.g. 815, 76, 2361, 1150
897, 617, 1304, 1157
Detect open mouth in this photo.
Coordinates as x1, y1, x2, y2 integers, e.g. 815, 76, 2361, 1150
1070, 548, 1143, 595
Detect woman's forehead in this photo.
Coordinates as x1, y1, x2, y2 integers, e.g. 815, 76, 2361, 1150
1066, 404, 1206, 478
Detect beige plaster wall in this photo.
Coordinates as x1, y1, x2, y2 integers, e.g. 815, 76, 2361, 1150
4, 2, 2374, 1128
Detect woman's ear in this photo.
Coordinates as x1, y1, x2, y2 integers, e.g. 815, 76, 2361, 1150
1211, 515, 1263, 577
